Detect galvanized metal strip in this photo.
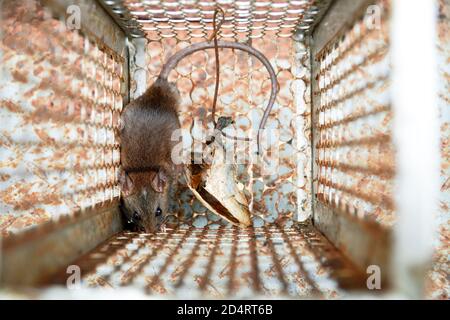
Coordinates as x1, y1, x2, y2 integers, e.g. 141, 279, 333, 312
294, 222, 367, 290
312, 0, 380, 59
313, 201, 391, 286
48, 229, 133, 285
0, 200, 123, 286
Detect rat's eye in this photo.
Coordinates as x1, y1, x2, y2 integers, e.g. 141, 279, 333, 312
155, 207, 162, 217
133, 211, 141, 221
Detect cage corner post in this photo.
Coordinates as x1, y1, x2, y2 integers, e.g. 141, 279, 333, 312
128, 37, 149, 100
390, 0, 441, 298
292, 31, 314, 223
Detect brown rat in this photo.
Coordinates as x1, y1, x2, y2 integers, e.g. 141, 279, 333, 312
119, 41, 278, 232
119, 78, 181, 233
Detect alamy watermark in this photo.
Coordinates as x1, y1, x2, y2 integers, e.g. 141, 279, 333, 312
365, 5, 382, 30
66, 264, 81, 290
66, 5, 81, 30
366, 265, 381, 290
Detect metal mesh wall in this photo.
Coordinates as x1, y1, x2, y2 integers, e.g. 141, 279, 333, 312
313, 0, 395, 227
120, 1, 333, 227
140, 36, 312, 227
0, 0, 127, 235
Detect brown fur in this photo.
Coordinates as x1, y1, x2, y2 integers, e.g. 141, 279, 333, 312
119, 78, 181, 232
120, 78, 181, 173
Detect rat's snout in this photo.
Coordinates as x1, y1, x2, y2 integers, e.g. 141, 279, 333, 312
139, 213, 157, 233
141, 208, 167, 233
121, 185, 169, 233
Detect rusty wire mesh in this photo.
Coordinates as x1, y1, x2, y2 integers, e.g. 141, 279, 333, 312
101, 0, 331, 41
0, 0, 447, 300
313, 0, 395, 227
117, 1, 326, 227
142, 36, 312, 227
53, 223, 364, 298
0, 0, 126, 235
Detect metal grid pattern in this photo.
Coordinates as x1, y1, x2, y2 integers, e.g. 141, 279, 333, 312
313, 0, 395, 227
121, 0, 323, 227
55, 223, 365, 298
100, 0, 332, 41
0, 0, 126, 235
139, 35, 312, 227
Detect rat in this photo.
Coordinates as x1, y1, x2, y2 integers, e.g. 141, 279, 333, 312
119, 77, 181, 233
118, 40, 278, 233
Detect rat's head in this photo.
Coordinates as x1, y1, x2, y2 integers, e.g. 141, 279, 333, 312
119, 169, 170, 233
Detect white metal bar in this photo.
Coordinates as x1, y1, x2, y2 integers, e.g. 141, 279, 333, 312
129, 37, 148, 100
391, 0, 440, 298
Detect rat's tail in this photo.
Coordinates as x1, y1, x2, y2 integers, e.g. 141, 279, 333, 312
158, 41, 279, 155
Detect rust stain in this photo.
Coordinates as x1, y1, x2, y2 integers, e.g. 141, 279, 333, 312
0, 0, 125, 235
2, 100, 23, 113
0, 173, 11, 182
11, 69, 28, 83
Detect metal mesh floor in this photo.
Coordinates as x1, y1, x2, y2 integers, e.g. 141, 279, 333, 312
55, 223, 365, 298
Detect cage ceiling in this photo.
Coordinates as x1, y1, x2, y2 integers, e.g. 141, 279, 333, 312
99, 0, 332, 40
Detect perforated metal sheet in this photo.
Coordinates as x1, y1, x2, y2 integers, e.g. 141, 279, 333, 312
0, 0, 127, 235
100, 0, 332, 41
313, 0, 395, 227
140, 36, 312, 227
117, 0, 321, 227
52, 223, 365, 298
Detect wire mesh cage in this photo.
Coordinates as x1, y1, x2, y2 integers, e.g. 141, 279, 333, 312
0, 0, 448, 299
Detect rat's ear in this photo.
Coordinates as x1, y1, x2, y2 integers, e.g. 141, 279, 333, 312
150, 170, 168, 193
119, 170, 134, 196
